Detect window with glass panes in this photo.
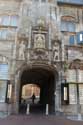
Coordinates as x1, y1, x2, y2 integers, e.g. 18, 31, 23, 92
0, 81, 7, 102
69, 84, 77, 104
0, 64, 9, 102
0, 15, 18, 26
77, 32, 83, 44
69, 35, 75, 45
0, 15, 18, 40
0, 28, 16, 40
61, 21, 76, 32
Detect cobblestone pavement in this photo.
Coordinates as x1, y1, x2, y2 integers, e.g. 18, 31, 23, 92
0, 115, 83, 125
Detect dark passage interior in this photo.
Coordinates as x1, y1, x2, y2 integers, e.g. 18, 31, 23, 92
19, 68, 56, 114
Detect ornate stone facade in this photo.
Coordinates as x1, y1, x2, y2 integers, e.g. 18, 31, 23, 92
0, 0, 83, 116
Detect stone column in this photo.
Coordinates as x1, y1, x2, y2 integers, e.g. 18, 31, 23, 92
14, 72, 20, 114
55, 70, 62, 113
10, 71, 20, 114
10, 75, 15, 114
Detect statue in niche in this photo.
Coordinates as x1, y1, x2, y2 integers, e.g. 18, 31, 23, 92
0, 55, 7, 63
34, 34, 45, 49
19, 40, 26, 60
53, 42, 59, 61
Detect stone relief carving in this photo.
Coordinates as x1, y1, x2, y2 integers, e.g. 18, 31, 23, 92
30, 49, 50, 61
53, 42, 60, 61
0, 55, 8, 63
34, 34, 45, 49
18, 40, 26, 60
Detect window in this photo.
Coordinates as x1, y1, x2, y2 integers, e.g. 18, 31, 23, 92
61, 21, 75, 32
2, 16, 10, 26
80, 34, 83, 41
0, 15, 18, 27
1, 29, 8, 39
0, 15, 10, 26
0, 28, 16, 40
67, 69, 76, 83
10, 15, 18, 27
0, 81, 7, 102
0, 64, 9, 80
77, 32, 83, 44
78, 70, 83, 83
69, 35, 75, 45
34, 0, 39, 2
64, 87, 67, 101
7, 83, 12, 102
41, 0, 46, 2
57, 0, 83, 4
69, 84, 77, 104
50, 7, 56, 21
79, 84, 83, 104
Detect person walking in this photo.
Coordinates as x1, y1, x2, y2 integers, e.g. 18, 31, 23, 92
32, 93, 36, 104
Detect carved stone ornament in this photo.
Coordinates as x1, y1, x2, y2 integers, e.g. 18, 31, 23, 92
30, 49, 50, 61
53, 42, 60, 61
18, 40, 26, 60
34, 33, 45, 49
0, 55, 8, 63
37, 18, 45, 27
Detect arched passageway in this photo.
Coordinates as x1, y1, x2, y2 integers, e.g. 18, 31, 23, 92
19, 67, 58, 114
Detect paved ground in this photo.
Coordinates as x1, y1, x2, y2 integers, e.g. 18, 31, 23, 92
0, 115, 83, 125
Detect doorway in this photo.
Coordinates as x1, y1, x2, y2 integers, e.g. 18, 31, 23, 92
19, 67, 57, 114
